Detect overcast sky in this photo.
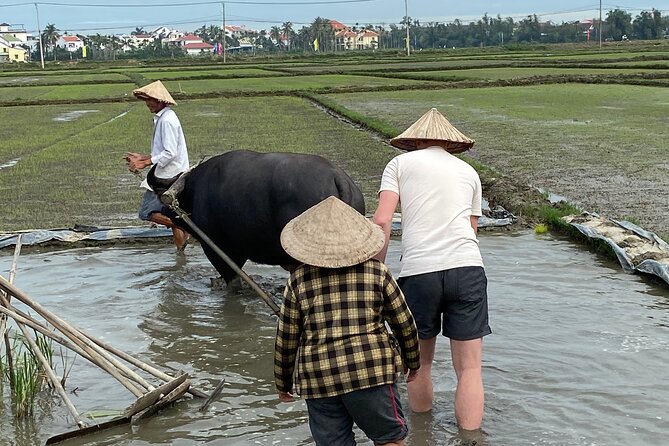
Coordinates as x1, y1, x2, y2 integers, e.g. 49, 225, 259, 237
0, 1, 664, 35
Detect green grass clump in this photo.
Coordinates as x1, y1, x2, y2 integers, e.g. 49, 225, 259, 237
2, 331, 54, 417
535, 223, 549, 234
523, 202, 583, 230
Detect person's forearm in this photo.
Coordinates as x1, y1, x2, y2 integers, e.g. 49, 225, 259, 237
373, 219, 392, 262
373, 190, 400, 262
471, 215, 479, 236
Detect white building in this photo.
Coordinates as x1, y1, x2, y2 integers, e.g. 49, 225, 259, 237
0, 22, 29, 42
56, 35, 84, 52
174, 34, 213, 55
131, 33, 154, 48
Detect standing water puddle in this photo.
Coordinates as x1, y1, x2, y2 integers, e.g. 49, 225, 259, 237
1, 232, 667, 445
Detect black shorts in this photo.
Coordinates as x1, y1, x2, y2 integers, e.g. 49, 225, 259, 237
398, 266, 491, 341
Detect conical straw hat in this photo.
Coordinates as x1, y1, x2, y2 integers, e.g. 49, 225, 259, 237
132, 80, 176, 105
390, 108, 474, 153
280, 196, 385, 268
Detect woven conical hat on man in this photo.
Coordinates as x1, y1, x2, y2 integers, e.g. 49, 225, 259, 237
390, 107, 475, 153
280, 196, 385, 268
132, 80, 176, 105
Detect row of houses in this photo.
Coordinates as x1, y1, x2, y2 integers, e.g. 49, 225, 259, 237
1, 19, 382, 62
56, 25, 257, 55
0, 23, 32, 62
330, 20, 379, 50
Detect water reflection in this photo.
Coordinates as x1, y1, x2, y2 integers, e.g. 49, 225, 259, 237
1, 232, 668, 445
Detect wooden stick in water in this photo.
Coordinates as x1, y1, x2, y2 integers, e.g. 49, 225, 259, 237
0, 234, 22, 389
0, 276, 145, 398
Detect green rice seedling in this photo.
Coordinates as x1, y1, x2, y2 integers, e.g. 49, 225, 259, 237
11, 349, 40, 416
162, 74, 434, 96
56, 345, 76, 388
0, 83, 134, 104
2, 330, 53, 417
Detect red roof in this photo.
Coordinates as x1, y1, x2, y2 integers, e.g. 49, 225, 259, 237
329, 20, 347, 31
336, 30, 357, 38
184, 42, 213, 49
178, 34, 201, 41
62, 36, 81, 42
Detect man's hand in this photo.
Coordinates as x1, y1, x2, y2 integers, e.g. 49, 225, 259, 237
278, 391, 295, 402
125, 152, 151, 173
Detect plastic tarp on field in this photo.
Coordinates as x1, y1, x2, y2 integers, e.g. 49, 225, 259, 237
0, 226, 172, 249
564, 213, 669, 286
390, 202, 516, 235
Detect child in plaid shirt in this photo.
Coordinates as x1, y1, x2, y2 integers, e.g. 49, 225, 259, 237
275, 196, 420, 446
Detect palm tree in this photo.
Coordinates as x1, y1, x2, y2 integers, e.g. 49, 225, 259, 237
195, 24, 208, 41
131, 27, 145, 36
270, 26, 282, 49
309, 17, 334, 52
207, 25, 219, 43
121, 36, 134, 53
108, 35, 121, 60
281, 21, 293, 51
42, 23, 60, 61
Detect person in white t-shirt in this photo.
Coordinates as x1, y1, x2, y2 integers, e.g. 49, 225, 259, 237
373, 108, 491, 431
125, 80, 190, 252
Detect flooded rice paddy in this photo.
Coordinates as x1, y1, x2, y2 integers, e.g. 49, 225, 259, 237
1, 232, 668, 445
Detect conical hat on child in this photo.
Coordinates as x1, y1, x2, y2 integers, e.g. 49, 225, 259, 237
280, 196, 385, 268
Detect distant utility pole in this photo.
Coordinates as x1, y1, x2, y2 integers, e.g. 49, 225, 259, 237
34, 3, 44, 69
221, 2, 226, 63
404, 0, 410, 56
599, 0, 602, 48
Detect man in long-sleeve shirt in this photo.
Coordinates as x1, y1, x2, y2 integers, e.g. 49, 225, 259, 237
125, 80, 190, 252
275, 196, 420, 446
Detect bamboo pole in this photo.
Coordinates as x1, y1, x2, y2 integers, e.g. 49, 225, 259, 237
0, 275, 206, 398
81, 328, 208, 398
16, 319, 87, 428
0, 276, 144, 397
0, 238, 85, 428
1, 235, 22, 390
0, 303, 148, 390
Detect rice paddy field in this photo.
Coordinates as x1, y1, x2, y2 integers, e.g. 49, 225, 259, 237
0, 41, 668, 240
1, 42, 669, 446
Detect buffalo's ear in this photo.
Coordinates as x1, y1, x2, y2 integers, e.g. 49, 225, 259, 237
148, 166, 183, 197
146, 164, 158, 192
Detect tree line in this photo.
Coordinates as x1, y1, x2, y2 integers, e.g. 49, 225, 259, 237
33, 8, 669, 61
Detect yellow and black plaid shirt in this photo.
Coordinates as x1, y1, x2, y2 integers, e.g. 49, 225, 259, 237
274, 259, 420, 399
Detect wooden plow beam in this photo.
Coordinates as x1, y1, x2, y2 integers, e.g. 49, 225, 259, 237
160, 176, 280, 315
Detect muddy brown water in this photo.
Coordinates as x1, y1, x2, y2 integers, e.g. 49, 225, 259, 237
1, 232, 668, 445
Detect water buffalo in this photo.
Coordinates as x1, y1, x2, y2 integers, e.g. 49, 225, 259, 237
150, 150, 366, 284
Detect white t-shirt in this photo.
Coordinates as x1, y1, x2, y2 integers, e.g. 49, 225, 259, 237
379, 146, 484, 277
